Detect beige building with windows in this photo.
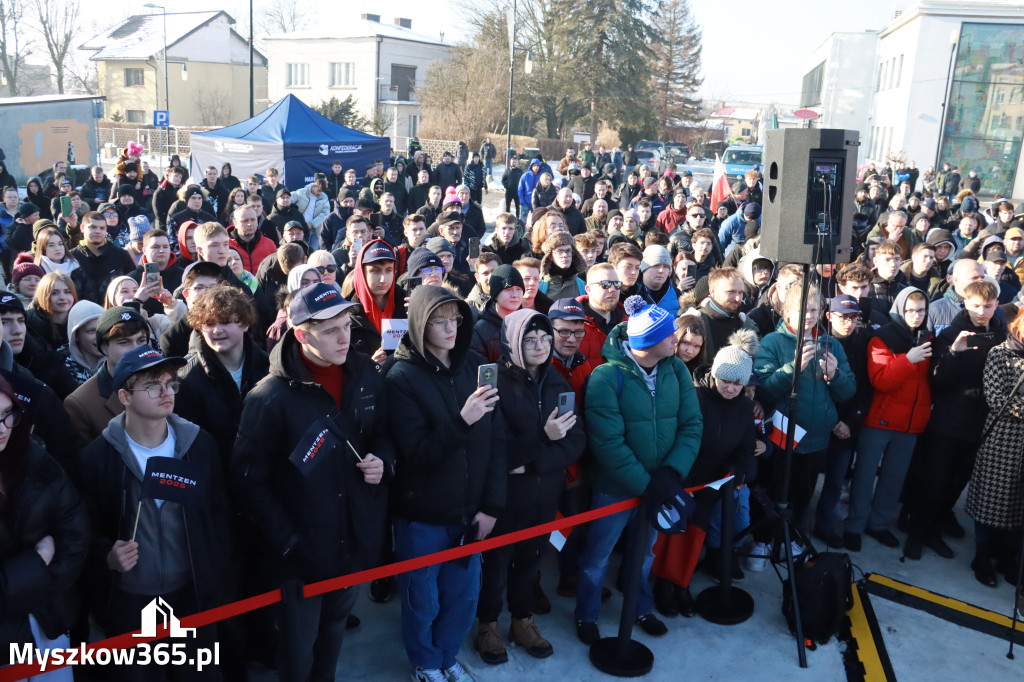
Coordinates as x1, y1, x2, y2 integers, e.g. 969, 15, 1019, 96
80, 10, 268, 128
262, 14, 452, 140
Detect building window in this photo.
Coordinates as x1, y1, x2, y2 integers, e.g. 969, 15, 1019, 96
124, 68, 145, 87
409, 114, 419, 138
895, 54, 904, 87
329, 62, 354, 87
887, 59, 896, 89
390, 64, 416, 101
286, 63, 309, 87
741, 128, 751, 137
126, 110, 146, 123
876, 63, 884, 92
996, 91, 1005, 104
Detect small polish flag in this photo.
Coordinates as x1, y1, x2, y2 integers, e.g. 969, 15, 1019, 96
709, 153, 732, 212
768, 412, 807, 450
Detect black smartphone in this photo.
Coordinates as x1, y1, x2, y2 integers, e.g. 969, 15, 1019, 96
815, 337, 831, 356
468, 237, 480, 259
915, 329, 933, 346
557, 391, 575, 417
477, 363, 498, 390
965, 332, 995, 348
685, 264, 696, 280
407, 275, 422, 291
144, 262, 160, 286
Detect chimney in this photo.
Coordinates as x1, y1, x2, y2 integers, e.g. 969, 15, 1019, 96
394, 18, 412, 29
361, 13, 381, 22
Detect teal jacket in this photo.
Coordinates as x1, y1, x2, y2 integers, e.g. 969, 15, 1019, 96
584, 323, 703, 497
753, 319, 856, 453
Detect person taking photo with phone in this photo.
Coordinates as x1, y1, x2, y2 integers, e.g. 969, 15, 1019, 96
474, 309, 584, 665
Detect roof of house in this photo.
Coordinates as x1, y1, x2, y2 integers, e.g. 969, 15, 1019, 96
265, 18, 450, 47
0, 94, 104, 106
79, 10, 265, 62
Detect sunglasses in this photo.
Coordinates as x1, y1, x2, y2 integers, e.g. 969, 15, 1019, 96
593, 280, 622, 291
315, 264, 338, 274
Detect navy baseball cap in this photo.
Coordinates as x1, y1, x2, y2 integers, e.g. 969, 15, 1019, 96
829, 294, 861, 314
548, 298, 587, 322
361, 239, 396, 264
288, 282, 357, 326
112, 345, 187, 392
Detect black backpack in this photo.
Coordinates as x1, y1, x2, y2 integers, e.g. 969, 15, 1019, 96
781, 551, 854, 644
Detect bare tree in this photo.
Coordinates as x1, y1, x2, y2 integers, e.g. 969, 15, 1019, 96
256, 0, 311, 37
192, 87, 232, 126
33, 0, 78, 93
0, 0, 32, 95
368, 106, 396, 138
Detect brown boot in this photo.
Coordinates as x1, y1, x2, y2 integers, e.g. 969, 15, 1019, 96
510, 616, 553, 658
473, 621, 507, 664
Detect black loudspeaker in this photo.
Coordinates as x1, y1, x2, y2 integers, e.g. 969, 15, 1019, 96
760, 128, 859, 265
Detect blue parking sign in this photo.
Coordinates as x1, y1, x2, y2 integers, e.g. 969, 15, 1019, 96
154, 110, 169, 127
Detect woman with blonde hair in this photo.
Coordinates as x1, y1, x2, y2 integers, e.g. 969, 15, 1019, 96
102, 275, 184, 342
26, 271, 77, 351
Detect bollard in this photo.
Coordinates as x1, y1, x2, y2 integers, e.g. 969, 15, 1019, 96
589, 500, 655, 677
696, 478, 755, 625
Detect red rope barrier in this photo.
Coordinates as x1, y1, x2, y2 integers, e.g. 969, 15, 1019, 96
0, 497, 641, 681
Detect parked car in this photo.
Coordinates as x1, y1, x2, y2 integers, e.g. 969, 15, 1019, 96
665, 142, 690, 165
636, 150, 670, 176
722, 144, 763, 184
635, 140, 666, 155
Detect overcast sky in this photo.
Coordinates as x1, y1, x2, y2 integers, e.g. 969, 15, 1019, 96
110, 0, 903, 105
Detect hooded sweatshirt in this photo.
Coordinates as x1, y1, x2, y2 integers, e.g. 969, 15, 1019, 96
495, 309, 585, 501
863, 286, 932, 433
384, 285, 506, 525
65, 299, 104, 379
345, 239, 408, 356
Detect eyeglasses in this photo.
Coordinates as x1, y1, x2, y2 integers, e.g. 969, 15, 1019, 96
420, 266, 444, 276
832, 313, 860, 321
524, 335, 553, 349
553, 329, 586, 340
427, 315, 463, 329
103, 211, 118, 216
593, 280, 622, 291
0, 406, 23, 429
315, 264, 338, 274
128, 379, 180, 399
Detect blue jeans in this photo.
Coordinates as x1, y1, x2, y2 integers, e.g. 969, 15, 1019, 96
395, 519, 481, 671
845, 427, 917, 534
574, 491, 658, 623
706, 486, 751, 549
484, 158, 493, 177
519, 204, 532, 223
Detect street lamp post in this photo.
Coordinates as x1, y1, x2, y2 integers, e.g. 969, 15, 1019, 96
504, 2, 533, 168
144, 3, 170, 167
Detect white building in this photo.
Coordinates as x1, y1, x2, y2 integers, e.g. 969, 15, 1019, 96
801, 1, 1024, 198
262, 14, 453, 140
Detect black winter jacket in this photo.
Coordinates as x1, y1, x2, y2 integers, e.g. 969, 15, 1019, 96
0, 444, 89, 653
384, 286, 506, 526
69, 243, 137, 305
231, 330, 393, 582
928, 308, 1007, 439
495, 311, 585, 512
175, 331, 270, 461
689, 368, 756, 490
0, 340, 75, 464
470, 301, 505, 363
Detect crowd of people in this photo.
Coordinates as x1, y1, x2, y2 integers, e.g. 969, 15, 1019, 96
0, 139, 1022, 682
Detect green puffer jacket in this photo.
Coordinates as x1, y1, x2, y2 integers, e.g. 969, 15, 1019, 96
584, 323, 703, 497
753, 319, 856, 453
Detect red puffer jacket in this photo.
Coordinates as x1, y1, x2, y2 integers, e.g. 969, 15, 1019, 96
863, 334, 931, 434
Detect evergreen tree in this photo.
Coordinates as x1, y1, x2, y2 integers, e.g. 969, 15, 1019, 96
650, 0, 704, 128
313, 95, 368, 130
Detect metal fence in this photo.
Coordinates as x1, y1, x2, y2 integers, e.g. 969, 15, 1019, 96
97, 124, 215, 170
391, 136, 461, 162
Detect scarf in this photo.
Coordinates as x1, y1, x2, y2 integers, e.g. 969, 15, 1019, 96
39, 255, 80, 277
352, 239, 396, 333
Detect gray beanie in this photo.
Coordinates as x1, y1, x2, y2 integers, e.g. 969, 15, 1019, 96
711, 328, 760, 384
128, 215, 152, 243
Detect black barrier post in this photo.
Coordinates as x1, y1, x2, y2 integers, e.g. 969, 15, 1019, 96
696, 478, 755, 624
590, 500, 654, 677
